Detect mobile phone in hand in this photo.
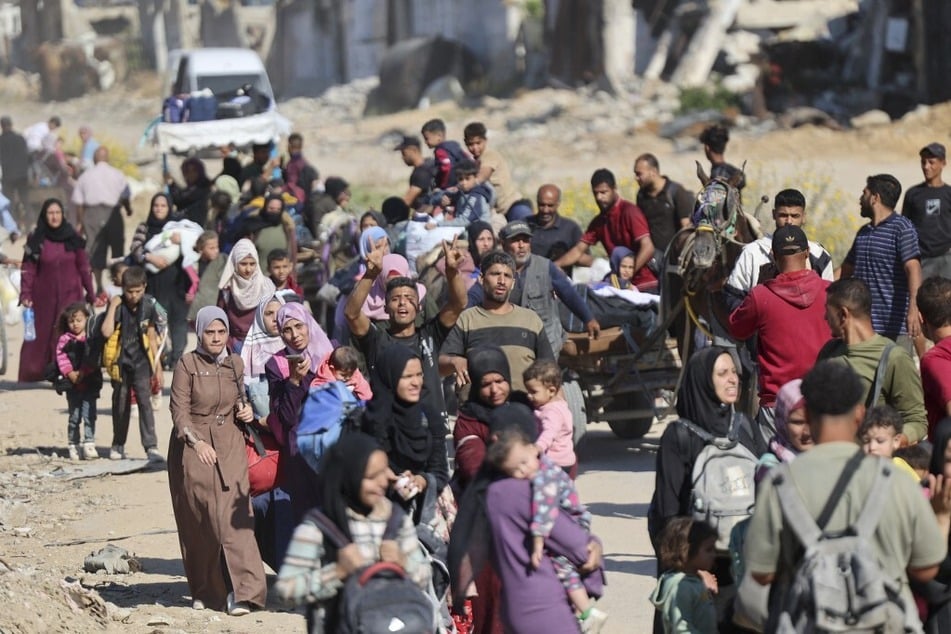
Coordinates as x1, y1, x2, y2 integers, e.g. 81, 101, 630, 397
286, 354, 304, 364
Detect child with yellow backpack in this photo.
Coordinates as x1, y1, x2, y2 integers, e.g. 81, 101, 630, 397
101, 266, 167, 461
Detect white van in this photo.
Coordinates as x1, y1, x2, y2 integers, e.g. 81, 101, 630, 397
167, 47, 275, 104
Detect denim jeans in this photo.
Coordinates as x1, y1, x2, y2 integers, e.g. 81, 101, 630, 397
67, 390, 97, 445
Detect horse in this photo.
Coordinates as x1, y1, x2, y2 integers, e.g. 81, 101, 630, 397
659, 163, 762, 410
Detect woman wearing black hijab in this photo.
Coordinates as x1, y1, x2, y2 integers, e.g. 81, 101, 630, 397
276, 432, 432, 631
19, 198, 94, 382
452, 346, 518, 491
649, 346, 763, 540
362, 344, 450, 500
129, 192, 189, 368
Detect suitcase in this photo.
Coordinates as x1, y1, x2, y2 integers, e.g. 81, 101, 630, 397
216, 96, 257, 119
184, 95, 217, 122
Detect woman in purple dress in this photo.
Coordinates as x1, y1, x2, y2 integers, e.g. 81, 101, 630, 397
19, 198, 94, 382
450, 403, 605, 633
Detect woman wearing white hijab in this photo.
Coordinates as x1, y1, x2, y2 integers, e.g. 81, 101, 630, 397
217, 238, 275, 353
241, 289, 300, 424
168, 306, 266, 615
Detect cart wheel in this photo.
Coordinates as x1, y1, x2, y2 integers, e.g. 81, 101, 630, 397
607, 391, 655, 439
562, 378, 587, 447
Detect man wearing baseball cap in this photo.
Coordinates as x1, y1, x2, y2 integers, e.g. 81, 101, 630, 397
466, 219, 599, 354
902, 142, 951, 280
728, 224, 832, 437
394, 134, 434, 209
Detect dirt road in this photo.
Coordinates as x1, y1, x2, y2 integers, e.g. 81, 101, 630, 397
1, 78, 949, 632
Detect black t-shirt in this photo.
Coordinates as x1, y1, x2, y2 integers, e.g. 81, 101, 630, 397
353, 318, 450, 423
901, 183, 951, 257
528, 214, 582, 262
636, 178, 696, 251
409, 159, 436, 208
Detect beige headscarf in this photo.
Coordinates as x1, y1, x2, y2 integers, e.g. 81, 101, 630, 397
218, 238, 275, 311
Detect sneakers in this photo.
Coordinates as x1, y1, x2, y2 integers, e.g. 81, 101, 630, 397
83, 443, 98, 460
67, 444, 79, 461
109, 445, 124, 460
192, 599, 205, 611
579, 607, 608, 633
146, 447, 164, 462
226, 592, 250, 616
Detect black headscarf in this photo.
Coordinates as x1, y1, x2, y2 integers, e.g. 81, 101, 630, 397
260, 194, 285, 226
459, 346, 512, 423
182, 156, 212, 188
145, 192, 174, 239
466, 221, 495, 267
676, 346, 735, 437
319, 432, 382, 544
25, 198, 84, 262
362, 344, 433, 465
448, 402, 538, 610
930, 417, 951, 477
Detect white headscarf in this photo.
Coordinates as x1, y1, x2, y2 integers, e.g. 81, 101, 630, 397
218, 238, 275, 310
195, 306, 230, 364
241, 290, 299, 379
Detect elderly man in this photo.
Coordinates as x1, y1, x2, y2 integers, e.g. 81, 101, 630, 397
527, 184, 587, 267
467, 219, 598, 355
71, 147, 131, 299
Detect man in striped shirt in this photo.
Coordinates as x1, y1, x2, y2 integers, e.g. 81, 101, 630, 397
840, 174, 922, 349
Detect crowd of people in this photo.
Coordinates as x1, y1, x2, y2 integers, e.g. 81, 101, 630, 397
4, 109, 951, 633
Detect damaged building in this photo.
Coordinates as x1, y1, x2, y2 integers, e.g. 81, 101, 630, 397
1, 0, 949, 123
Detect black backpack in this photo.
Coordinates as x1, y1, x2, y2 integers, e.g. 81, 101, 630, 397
304, 507, 437, 634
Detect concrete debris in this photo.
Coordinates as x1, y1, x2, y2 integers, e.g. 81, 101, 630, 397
83, 544, 142, 575
849, 109, 892, 129
60, 578, 109, 622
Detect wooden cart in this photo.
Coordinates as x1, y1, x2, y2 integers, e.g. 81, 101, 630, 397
560, 323, 683, 441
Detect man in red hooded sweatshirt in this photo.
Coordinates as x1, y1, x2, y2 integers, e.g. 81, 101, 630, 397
728, 224, 831, 440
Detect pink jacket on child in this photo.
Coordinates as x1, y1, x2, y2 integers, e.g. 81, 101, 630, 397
534, 399, 576, 468
310, 357, 373, 401
56, 331, 84, 375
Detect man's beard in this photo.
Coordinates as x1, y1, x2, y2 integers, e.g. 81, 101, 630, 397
860, 201, 873, 218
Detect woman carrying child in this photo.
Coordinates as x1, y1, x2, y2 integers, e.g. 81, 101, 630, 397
484, 403, 606, 631
129, 192, 189, 369
168, 306, 266, 615
649, 517, 719, 633
217, 238, 275, 353
55, 302, 101, 461
450, 404, 605, 634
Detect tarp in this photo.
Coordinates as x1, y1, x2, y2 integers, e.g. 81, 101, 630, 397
149, 110, 293, 154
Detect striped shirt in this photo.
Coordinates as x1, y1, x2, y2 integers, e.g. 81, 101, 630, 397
845, 213, 920, 337
274, 499, 430, 606
440, 304, 554, 392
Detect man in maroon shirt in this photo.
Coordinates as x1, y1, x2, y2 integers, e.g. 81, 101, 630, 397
556, 168, 657, 291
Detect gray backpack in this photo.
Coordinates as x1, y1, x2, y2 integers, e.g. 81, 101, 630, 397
771, 452, 908, 633
680, 415, 758, 551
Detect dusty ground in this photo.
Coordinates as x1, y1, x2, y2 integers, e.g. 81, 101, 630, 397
1, 74, 950, 632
